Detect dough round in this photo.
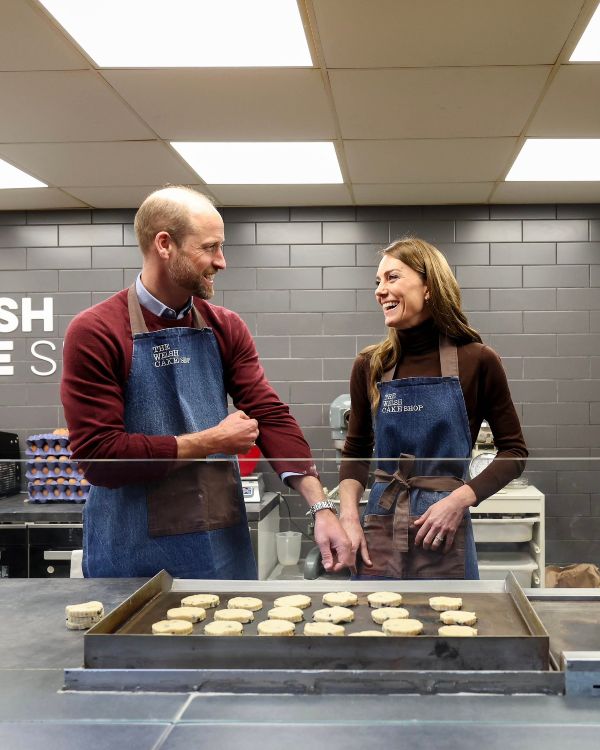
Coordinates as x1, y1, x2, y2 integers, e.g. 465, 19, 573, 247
273, 594, 312, 609
313, 606, 354, 624
214, 608, 254, 623
204, 620, 243, 636
257, 619, 295, 636
371, 607, 410, 625
367, 591, 403, 608
303, 622, 345, 636
438, 624, 478, 637
440, 610, 477, 626
322, 591, 358, 607
267, 606, 304, 623
65, 601, 104, 619
227, 596, 263, 612
181, 593, 219, 609
382, 618, 423, 636
349, 630, 386, 637
166, 606, 206, 623
151, 619, 193, 635
429, 596, 462, 612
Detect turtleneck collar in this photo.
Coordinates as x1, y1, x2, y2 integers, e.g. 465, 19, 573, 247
395, 316, 438, 355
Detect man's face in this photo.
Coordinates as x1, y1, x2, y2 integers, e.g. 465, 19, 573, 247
168, 209, 226, 300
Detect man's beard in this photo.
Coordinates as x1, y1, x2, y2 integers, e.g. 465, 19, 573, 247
169, 252, 214, 300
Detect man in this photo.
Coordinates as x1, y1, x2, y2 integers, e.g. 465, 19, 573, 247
61, 185, 351, 579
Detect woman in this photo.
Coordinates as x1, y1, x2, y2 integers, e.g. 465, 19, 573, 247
338, 237, 527, 579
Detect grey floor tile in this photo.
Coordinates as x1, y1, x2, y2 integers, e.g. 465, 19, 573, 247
0, 723, 168, 750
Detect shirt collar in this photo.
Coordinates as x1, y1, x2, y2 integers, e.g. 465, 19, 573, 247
135, 273, 193, 320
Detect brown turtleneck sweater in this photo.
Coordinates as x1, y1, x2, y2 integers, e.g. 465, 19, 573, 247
339, 318, 527, 503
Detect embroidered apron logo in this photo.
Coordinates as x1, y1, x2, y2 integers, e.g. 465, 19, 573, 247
381, 391, 424, 414
152, 343, 191, 367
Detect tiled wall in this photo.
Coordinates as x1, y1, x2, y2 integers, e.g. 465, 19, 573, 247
0, 203, 599, 566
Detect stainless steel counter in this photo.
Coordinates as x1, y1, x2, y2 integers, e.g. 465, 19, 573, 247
1, 578, 600, 749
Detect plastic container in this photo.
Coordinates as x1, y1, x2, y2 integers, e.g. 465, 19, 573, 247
477, 551, 538, 587
275, 531, 302, 566
237, 444, 261, 477
471, 517, 536, 543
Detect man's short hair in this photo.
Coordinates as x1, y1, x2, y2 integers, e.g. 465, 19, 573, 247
134, 185, 215, 254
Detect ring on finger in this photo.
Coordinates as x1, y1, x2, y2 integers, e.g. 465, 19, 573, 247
434, 534, 445, 544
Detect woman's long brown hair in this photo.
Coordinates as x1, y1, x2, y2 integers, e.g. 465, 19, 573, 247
363, 237, 482, 409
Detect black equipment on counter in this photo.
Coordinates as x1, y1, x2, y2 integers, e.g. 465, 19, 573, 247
0, 431, 21, 498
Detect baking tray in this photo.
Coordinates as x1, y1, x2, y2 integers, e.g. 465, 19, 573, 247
85, 571, 550, 671
530, 594, 600, 662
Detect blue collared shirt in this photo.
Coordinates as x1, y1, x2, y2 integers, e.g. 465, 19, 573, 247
135, 273, 193, 319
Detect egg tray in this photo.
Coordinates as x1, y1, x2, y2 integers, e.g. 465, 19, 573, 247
84, 570, 550, 672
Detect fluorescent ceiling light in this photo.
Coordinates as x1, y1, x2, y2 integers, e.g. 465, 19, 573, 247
0, 159, 47, 189
506, 139, 600, 181
171, 142, 344, 184
38, 0, 312, 67
570, 5, 600, 60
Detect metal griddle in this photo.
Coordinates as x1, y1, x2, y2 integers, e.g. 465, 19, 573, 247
85, 571, 550, 672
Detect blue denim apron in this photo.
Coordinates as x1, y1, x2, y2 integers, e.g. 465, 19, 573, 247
82, 286, 257, 579
359, 336, 479, 580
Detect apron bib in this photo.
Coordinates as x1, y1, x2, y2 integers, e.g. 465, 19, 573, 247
358, 336, 479, 580
82, 285, 257, 579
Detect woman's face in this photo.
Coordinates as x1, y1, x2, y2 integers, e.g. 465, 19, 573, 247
375, 255, 431, 330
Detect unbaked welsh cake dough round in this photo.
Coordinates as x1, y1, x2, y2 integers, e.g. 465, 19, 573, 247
227, 596, 263, 612
429, 596, 462, 612
273, 594, 311, 609
303, 622, 345, 636
166, 606, 206, 623
322, 591, 358, 607
214, 608, 254, 623
204, 620, 243, 636
180, 593, 219, 609
152, 619, 193, 635
371, 607, 410, 625
267, 606, 304, 623
440, 610, 477, 626
382, 618, 423, 636
367, 591, 403, 608
349, 630, 387, 637
257, 619, 295, 636
438, 624, 478, 637
313, 606, 354, 624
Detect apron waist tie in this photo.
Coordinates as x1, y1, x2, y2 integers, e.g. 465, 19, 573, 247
373, 454, 464, 552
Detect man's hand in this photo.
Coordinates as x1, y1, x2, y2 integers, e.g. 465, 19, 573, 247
338, 515, 372, 570
313, 510, 353, 573
176, 410, 258, 458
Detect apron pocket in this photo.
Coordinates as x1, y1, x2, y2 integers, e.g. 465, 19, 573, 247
146, 461, 242, 537
407, 516, 466, 579
359, 513, 404, 578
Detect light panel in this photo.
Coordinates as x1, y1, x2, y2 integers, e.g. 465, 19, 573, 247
0, 159, 47, 189
38, 0, 312, 67
506, 139, 600, 181
570, 5, 600, 61
171, 142, 344, 184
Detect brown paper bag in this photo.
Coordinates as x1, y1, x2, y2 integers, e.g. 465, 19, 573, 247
545, 563, 600, 588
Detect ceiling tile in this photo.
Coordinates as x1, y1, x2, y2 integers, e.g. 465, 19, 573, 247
331, 67, 550, 139
103, 69, 336, 140
0, 141, 200, 187
0, 71, 154, 142
353, 183, 493, 204
0, 188, 88, 210
528, 64, 600, 136
62, 185, 175, 209
209, 184, 353, 206
344, 138, 518, 183
492, 181, 600, 203
0, 0, 89, 71
313, 0, 585, 67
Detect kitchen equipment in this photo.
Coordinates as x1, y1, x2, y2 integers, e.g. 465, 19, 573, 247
0, 432, 21, 498
241, 472, 265, 503
276, 530, 302, 566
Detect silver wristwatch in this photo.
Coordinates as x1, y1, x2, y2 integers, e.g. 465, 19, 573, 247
306, 499, 337, 519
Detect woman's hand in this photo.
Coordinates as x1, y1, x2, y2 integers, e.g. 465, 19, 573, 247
339, 514, 372, 570
412, 486, 476, 553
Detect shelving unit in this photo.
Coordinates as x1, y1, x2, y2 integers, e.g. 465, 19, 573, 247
470, 484, 545, 587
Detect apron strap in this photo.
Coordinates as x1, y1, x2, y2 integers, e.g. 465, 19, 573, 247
381, 333, 459, 381
374, 454, 464, 552
127, 283, 208, 335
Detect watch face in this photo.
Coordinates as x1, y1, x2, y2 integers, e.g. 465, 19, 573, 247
469, 451, 496, 479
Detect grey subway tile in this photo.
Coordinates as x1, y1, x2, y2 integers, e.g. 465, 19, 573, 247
323, 358, 356, 381
262, 358, 320, 381
290, 380, 350, 404
357, 206, 422, 221
490, 333, 556, 357
323, 222, 389, 244
557, 242, 600, 264
0, 225, 57, 247
524, 311, 588, 334
558, 425, 600, 449
323, 312, 385, 336
225, 245, 289, 268
289, 403, 325, 426
524, 357, 588, 380
490, 205, 556, 220
92, 246, 141, 268
591, 265, 600, 287
123, 268, 139, 287
456, 220, 521, 242
356, 289, 380, 311
252, 336, 290, 358
215, 268, 256, 290
0, 270, 58, 292
257, 313, 322, 335
558, 205, 600, 219
292, 207, 355, 221
461, 288, 490, 311
291, 244, 355, 267
92, 209, 136, 223
356, 244, 384, 266
491, 243, 555, 265
457, 265, 522, 288
557, 333, 600, 356
507, 379, 558, 402
291, 335, 356, 358
545, 493, 590, 517
422, 205, 489, 220
468, 311, 522, 333
221, 207, 289, 222
59, 269, 123, 292
257, 268, 321, 290
323, 266, 378, 289
389, 220, 454, 244
498, 357, 523, 379
291, 290, 355, 312
523, 220, 588, 242
224, 222, 255, 244
257, 222, 320, 245
59, 224, 122, 246
223, 290, 289, 312
591, 311, 600, 331
523, 265, 589, 288
123, 224, 136, 245
0, 211, 26, 225
557, 288, 600, 310
0, 248, 26, 269
27, 246, 91, 270
28, 209, 91, 225
438, 243, 489, 265
491, 288, 556, 311
590, 220, 600, 241
523, 403, 590, 425
558, 380, 600, 402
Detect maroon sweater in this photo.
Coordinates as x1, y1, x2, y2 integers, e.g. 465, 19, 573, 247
61, 289, 317, 487
340, 318, 527, 503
